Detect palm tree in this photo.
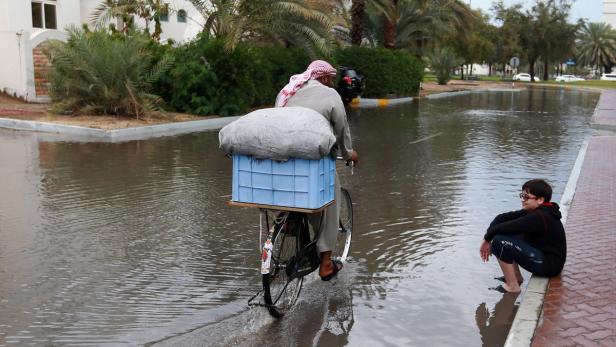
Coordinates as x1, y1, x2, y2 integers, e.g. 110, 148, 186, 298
367, 0, 402, 49
576, 22, 616, 73
426, 46, 464, 84
365, 0, 473, 55
92, 0, 169, 39
190, 0, 335, 55
351, 0, 366, 45
47, 27, 173, 118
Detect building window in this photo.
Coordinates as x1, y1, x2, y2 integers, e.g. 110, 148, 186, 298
160, 13, 169, 22
31, 1, 57, 29
177, 9, 187, 23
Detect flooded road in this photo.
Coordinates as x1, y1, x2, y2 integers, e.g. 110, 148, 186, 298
0, 88, 598, 346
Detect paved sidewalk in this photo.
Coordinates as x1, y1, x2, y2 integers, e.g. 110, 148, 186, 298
531, 90, 616, 346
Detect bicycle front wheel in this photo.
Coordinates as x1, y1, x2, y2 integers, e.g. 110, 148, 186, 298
333, 187, 353, 263
262, 214, 304, 318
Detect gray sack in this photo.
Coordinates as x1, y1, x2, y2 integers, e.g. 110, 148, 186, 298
218, 107, 336, 160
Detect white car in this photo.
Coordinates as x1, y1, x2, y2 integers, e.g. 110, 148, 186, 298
513, 73, 541, 82
600, 73, 616, 81
555, 74, 584, 82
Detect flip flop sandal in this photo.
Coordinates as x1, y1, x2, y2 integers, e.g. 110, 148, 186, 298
494, 276, 523, 285
320, 260, 343, 281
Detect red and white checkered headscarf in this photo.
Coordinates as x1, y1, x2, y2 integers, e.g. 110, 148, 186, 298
275, 60, 337, 107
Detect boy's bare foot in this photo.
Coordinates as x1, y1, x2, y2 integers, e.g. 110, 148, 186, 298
490, 283, 522, 294
495, 276, 523, 285
492, 284, 521, 294
502, 283, 521, 293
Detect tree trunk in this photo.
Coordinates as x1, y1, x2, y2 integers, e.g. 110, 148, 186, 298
383, 16, 396, 49
529, 59, 536, 82
488, 63, 492, 77
460, 65, 465, 80
414, 38, 423, 59
543, 60, 549, 81
350, 0, 365, 46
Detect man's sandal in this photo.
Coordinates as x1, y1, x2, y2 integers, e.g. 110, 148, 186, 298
320, 260, 343, 281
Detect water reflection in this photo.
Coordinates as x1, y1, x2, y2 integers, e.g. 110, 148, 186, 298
0, 88, 599, 346
475, 294, 519, 347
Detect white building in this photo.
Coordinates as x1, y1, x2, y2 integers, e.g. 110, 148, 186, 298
0, 0, 205, 102
605, 0, 616, 28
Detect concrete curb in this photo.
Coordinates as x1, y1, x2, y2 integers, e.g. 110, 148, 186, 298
526, 84, 604, 94
349, 88, 523, 107
424, 88, 523, 100
503, 92, 596, 346
0, 116, 240, 142
349, 97, 413, 108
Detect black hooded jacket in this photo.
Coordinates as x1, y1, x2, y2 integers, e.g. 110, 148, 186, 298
484, 203, 566, 277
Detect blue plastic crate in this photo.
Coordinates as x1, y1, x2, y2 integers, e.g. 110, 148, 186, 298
232, 155, 335, 209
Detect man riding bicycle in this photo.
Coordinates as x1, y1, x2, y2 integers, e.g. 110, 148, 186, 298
275, 60, 359, 281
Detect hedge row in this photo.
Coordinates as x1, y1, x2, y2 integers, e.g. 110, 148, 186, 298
335, 47, 424, 98
154, 36, 424, 116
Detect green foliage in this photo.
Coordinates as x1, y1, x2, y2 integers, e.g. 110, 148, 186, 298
492, 0, 578, 80
47, 27, 173, 118
576, 22, 616, 72
92, 0, 170, 39
425, 47, 463, 85
335, 46, 424, 97
364, 0, 473, 55
156, 40, 424, 115
250, 47, 312, 106
154, 35, 309, 116
446, 9, 495, 67
190, 0, 335, 56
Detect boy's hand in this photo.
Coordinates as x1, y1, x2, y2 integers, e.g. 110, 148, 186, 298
480, 240, 491, 262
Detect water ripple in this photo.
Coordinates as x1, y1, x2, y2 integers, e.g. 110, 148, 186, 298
0, 89, 599, 346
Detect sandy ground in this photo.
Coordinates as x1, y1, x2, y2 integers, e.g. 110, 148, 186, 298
0, 81, 520, 129
0, 93, 210, 129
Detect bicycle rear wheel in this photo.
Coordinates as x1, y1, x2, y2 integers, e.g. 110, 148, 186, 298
262, 213, 304, 318
333, 187, 353, 263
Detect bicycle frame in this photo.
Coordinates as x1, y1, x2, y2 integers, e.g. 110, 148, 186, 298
245, 159, 353, 314
248, 210, 320, 309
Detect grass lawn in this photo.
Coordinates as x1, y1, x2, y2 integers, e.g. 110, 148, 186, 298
423, 73, 512, 82
540, 80, 616, 89
423, 73, 616, 89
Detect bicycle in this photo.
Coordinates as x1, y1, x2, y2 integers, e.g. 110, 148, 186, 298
240, 162, 353, 318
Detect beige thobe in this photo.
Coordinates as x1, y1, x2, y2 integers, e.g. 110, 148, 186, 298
276, 79, 354, 252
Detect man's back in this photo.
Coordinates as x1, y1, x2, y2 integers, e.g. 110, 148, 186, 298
283, 80, 353, 160
284, 80, 341, 121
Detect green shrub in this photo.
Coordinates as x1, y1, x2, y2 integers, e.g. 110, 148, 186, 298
250, 47, 311, 106
155, 35, 310, 116
155, 37, 255, 116
47, 27, 173, 118
335, 47, 424, 98
425, 47, 463, 85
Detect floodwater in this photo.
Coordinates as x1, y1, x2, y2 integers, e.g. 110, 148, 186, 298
0, 88, 598, 346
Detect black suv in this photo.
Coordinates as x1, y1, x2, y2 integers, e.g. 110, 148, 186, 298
337, 67, 365, 105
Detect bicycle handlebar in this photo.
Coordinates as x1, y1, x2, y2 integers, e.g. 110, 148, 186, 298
336, 156, 354, 175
